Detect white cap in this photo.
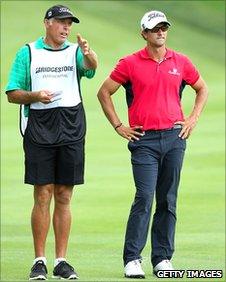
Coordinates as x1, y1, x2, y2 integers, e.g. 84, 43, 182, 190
140, 10, 171, 30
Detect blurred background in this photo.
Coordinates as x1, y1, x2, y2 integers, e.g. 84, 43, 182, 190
1, 1, 225, 281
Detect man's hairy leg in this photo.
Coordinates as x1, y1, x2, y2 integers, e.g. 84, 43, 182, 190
53, 185, 74, 258
32, 184, 54, 257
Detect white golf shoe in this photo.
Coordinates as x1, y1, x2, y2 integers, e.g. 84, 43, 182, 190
124, 259, 145, 278
153, 259, 174, 275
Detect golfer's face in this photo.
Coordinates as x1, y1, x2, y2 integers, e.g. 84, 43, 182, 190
144, 24, 169, 47
46, 18, 73, 46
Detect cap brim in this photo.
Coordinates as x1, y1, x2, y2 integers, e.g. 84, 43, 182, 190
54, 15, 80, 23
159, 21, 171, 26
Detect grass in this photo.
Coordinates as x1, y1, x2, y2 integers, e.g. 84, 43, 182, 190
1, 1, 225, 281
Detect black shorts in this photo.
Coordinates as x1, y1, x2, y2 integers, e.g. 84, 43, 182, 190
23, 137, 85, 186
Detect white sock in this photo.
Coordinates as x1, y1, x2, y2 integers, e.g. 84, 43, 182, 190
54, 257, 66, 267
33, 256, 47, 265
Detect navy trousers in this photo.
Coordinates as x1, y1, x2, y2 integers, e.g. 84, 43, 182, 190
123, 128, 186, 267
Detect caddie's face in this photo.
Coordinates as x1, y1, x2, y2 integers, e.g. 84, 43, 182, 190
142, 23, 169, 47
45, 18, 73, 47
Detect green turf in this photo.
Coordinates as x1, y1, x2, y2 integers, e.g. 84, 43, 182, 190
1, 1, 225, 281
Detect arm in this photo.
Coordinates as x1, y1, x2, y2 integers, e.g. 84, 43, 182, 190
6, 45, 54, 105
77, 33, 98, 70
97, 77, 144, 141
175, 76, 208, 139
7, 89, 53, 104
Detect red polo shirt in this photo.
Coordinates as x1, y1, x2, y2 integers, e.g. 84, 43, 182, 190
110, 47, 200, 130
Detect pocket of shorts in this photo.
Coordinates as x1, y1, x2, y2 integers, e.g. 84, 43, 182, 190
177, 136, 186, 150
127, 140, 137, 152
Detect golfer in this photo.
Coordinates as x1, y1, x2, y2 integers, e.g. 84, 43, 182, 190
6, 4, 97, 280
97, 10, 208, 278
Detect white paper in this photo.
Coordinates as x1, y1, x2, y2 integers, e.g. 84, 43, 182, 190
50, 91, 63, 102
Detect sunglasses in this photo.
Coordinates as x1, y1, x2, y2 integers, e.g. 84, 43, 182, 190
146, 25, 169, 33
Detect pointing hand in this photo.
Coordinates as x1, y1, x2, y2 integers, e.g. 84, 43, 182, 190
77, 33, 90, 55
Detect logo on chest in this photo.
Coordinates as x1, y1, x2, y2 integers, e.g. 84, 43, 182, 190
168, 68, 180, 76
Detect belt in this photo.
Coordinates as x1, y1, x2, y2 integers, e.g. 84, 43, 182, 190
145, 124, 182, 133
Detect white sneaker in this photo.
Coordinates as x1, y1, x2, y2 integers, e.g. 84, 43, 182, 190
124, 259, 145, 278
153, 259, 174, 275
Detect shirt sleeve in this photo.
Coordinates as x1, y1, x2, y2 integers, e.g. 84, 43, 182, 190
183, 55, 200, 85
110, 58, 130, 84
5, 45, 30, 93
76, 47, 95, 79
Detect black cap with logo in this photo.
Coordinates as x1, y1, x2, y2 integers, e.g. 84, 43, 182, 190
44, 5, 79, 23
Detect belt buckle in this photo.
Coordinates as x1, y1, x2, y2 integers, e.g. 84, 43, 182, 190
173, 124, 182, 130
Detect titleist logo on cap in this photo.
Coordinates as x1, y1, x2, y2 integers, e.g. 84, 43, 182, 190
148, 12, 165, 21
58, 7, 73, 15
